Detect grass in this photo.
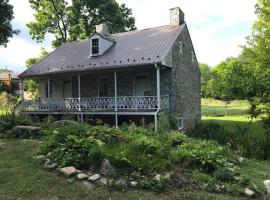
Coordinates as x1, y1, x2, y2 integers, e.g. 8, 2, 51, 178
0, 139, 249, 200
201, 98, 249, 117
0, 105, 11, 116
200, 99, 270, 192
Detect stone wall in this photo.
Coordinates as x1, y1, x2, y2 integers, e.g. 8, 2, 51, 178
165, 25, 201, 132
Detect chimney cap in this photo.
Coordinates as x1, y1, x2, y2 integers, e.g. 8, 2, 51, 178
170, 7, 185, 25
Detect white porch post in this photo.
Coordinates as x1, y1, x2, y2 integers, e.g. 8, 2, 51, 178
47, 77, 51, 115
156, 64, 161, 110
78, 73, 83, 123
155, 63, 161, 133
114, 70, 118, 128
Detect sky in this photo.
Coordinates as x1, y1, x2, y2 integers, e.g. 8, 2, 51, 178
0, 0, 257, 72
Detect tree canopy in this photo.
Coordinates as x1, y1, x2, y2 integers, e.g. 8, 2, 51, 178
241, 0, 270, 118
27, 0, 136, 47
0, 0, 19, 47
199, 63, 212, 98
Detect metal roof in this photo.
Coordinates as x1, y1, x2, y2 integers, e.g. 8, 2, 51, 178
19, 24, 185, 78
0, 73, 20, 80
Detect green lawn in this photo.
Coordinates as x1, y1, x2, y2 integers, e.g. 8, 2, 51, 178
0, 139, 250, 200
201, 99, 250, 117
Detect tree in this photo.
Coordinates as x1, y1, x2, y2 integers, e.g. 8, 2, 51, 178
24, 48, 49, 99
27, 0, 136, 47
199, 63, 212, 98
0, 67, 11, 73
241, 0, 270, 118
208, 58, 251, 116
0, 0, 19, 47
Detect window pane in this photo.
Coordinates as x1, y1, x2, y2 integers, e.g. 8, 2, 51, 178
92, 46, 99, 54
92, 39, 99, 46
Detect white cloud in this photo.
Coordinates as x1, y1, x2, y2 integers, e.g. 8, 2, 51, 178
0, 0, 257, 72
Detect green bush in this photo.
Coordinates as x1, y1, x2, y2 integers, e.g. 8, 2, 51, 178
164, 131, 188, 147
213, 167, 235, 183
158, 111, 178, 133
170, 140, 228, 172
0, 113, 33, 137
189, 121, 270, 159
87, 125, 124, 143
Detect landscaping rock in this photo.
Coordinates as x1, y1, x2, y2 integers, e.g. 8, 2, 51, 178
115, 179, 127, 187
238, 157, 245, 163
82, 181, 94, 189
44, 159, 58, 169
165, 172, 173, 180
77, 173, 89, 180
33, 155, 46, 163
98, 178, 107, 186
88, 174, 101, 182
108, 179, 115, 187
130, 181, 138, 187
58, 166, 77, 177
245, 188, 255, 197
154, 174, 161, 181
263, 180, 270, 194
100, 159, 115, 175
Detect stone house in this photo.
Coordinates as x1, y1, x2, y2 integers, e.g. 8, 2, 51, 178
18, 7, 201, 132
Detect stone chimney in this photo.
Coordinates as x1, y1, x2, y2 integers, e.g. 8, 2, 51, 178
170, 7, 185, 25
96, 24, 109, 36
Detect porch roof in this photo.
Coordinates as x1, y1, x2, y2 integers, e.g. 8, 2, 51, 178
19, 24, 185, 78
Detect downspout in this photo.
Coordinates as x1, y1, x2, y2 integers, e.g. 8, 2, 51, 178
154, 63, 161, 133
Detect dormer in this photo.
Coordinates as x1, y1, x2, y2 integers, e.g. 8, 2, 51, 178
90, 24, 115, 57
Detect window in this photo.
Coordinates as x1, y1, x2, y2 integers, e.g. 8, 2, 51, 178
178, 117, 184, 130
179, 41, 183, 54
45, 81, 52, 98
92, 38, 99, 55
191, 51, 195, 62
99, 78, 109, 97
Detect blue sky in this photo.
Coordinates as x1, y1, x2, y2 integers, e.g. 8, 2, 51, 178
0, 0, 257, 72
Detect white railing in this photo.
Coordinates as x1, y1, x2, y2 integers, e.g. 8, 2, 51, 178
18, 95, 169, 112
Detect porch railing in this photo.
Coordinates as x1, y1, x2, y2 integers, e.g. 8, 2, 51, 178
18, 95, 169, 112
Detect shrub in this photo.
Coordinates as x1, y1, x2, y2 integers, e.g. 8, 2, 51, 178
213, 167, 235, 183
87, 125, 124, 143
40, 124, 89, 155
0, 112, 33, 137
189, 121, 270, 160
164, 131, 188, 147
158, 111, 178, 133
170, 140, 228, 172
49, 135, 105, 167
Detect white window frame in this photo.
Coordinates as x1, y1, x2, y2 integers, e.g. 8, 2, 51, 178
91, 38, 99, 56
178, 117, 184, 130
179, 40, 183, 54
191, 51, 195, 62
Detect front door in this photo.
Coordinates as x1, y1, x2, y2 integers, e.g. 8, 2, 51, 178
63, 81, 72, 98
135, 74, 149, 96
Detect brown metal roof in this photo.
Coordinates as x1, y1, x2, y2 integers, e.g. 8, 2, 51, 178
19, 24, 185, 78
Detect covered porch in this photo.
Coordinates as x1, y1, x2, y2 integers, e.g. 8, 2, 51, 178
19, 64, 171, 131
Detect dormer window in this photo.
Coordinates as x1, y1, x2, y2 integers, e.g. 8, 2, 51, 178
92, 38, 99, 55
